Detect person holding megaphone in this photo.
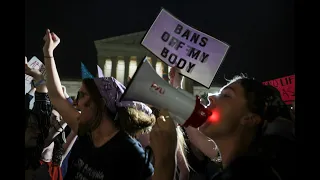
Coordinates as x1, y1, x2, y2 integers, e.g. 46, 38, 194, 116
138, 106, 190, 180
169, 67, 289, 180
126, 57, 287, 179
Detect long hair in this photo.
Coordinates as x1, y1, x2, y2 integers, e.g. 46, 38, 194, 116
82, 78, 156, 136
117, 107, 156, 137
81, 78, 111, 133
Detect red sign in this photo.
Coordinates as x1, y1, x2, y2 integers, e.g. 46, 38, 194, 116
262, 75, 295, 104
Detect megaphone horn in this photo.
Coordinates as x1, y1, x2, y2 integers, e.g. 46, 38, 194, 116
121, 57, 212, 128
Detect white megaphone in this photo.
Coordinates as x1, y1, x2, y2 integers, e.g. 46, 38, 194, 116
121, 57, 212, 128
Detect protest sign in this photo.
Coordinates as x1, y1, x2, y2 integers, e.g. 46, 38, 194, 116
141, 9, 230, 88
262, 75, 295, 104
25, 56, 46, 94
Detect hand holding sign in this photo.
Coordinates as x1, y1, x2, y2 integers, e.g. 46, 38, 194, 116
25, 60, 43, 81
169, 66, 183, 88
43, 29, 60, 57
25, 56, 46, 94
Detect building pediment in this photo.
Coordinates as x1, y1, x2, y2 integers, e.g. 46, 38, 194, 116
95, 31, 146, 46
94, 31, 150, 57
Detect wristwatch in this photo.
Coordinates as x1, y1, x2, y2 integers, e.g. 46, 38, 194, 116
32, 79, 46, 87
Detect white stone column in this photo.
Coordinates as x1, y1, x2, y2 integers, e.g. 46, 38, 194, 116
124, 56, 130, 86
111, 56, 118, 78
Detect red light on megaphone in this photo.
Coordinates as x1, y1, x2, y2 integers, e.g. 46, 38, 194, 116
183, 96, 212, 128
207, 110, 220, 123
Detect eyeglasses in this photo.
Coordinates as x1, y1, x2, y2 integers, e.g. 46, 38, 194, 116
76, 91, 88, 101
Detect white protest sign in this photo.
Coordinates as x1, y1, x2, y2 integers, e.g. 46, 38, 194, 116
25, 56, 46, 94
141, 9, 230, 88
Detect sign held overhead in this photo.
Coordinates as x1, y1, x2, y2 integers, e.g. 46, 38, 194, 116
141, 9, 230, 88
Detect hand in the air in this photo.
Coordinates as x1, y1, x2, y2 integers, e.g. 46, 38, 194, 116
169, 67, 183, 88
43, 29, 60, 57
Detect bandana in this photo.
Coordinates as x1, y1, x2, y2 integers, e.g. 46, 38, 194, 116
93, 77, 152, 116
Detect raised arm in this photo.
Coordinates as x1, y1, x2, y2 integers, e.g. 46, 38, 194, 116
42, 29, 80, 133
25, 64, 52, 157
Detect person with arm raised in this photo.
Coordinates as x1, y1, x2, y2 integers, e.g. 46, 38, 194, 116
25, 59, 52, 180
42, 30, 157, 180
42, 30, 80, 134
137, 108, 190, 180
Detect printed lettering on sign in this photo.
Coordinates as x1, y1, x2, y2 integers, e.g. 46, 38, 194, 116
263, 75, 295, 104
141, 9, 230, 88
72, 158, 105, 180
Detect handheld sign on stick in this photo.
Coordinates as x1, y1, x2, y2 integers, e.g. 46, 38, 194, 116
141, 8, 230, 88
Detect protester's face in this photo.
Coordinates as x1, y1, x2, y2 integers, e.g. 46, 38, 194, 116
200, 81, 249, 137
25, 115, 40, 148
77, 83, 96, 134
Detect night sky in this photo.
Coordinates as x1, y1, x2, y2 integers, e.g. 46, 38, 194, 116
25, 0, 294, 86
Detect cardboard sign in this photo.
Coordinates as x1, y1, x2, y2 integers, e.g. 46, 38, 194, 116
141, 9, 230, 88
263, 75, 295, 104
25, 56, 46, 94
